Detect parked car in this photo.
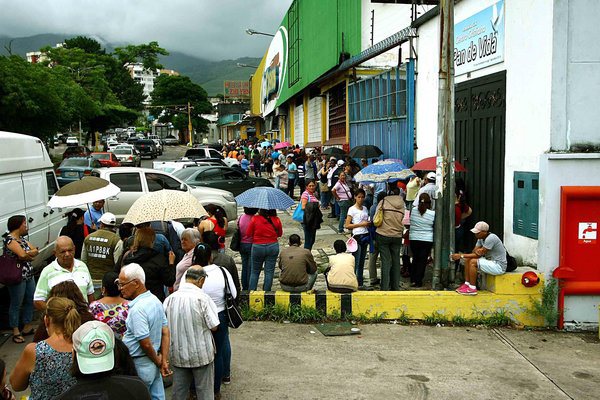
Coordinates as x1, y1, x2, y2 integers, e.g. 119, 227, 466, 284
148, 135, 163, 155
113, 145, 141, 167
164, 135, 179, 145
127, 137, 139, 145
184, 146, 224, 160
90, 167, 238, 222
135, 139, 158, 159
62, 146, 91, 160
106, 139, 120, 152
91, 152, 121, 167
66, 136, 79, 146
56, 157, 102, 186
153, 159, 226, 174
173, 165, 273, 196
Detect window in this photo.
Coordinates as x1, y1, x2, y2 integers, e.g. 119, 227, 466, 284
46, 172, 59, 198
287, 0, 300, 87
513, 172, 539, 239
198, 169, 224, 182
223, 169, 243, 180
110, 173, 143, 192
209, 149, 223, 159
145, 173, 184, 192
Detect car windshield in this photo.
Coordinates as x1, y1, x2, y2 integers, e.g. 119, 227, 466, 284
61, 159, 89, 167
92, 154, 109, 159
114, 148, 131, 155
173, 168, 199, 181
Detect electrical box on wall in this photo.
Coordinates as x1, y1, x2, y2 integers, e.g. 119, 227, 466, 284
513, 171, 539, 239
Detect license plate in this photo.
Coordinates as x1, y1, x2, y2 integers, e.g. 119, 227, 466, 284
65, 171, 78, 177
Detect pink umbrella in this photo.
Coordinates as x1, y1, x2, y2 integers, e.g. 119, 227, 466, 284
274, 142, 292, 150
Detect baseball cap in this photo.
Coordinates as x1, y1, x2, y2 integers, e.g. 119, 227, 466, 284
99, 212, 116, 226
426, 172, 436, 181
470, 221, 490, 234
337, 160, 345, 167
72, 321, 115, 374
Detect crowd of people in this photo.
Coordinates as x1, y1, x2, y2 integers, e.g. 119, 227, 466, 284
0, 142, 511, 399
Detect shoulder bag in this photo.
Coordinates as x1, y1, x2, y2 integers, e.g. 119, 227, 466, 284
373, 198, 385, 227
219, 267, 243, 328
0, 239, 23, 286
229, 218, 241, 252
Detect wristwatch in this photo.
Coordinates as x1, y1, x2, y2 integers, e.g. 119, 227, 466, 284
460, 254, 464, 259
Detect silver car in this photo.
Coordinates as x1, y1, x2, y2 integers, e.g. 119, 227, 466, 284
91, 167, 237, 222
113, 145, 141, 167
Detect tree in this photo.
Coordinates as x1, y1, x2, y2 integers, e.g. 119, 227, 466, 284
114, 41, 169, 70
151, 75, 213, 135
64, 36, 105, 55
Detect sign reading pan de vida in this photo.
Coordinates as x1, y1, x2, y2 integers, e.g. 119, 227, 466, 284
454, 0, 505, 76
260, 26, 288, 117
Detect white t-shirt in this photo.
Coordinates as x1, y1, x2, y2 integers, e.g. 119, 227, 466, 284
347, 205, 369, 235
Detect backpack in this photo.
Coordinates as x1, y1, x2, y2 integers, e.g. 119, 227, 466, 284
505, 250, 518, 272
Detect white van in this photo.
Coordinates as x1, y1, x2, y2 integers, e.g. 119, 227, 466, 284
0, 131, 66, 271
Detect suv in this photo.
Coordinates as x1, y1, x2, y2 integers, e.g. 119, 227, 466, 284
184, 147, 224, 160
135, 139, 157, 159
90, 167, 237, 222
148, 135, 163, 156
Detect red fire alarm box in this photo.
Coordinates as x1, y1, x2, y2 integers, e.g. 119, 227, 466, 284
553, 186, 600, 328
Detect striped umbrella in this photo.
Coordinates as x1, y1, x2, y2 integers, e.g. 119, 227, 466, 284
354, 159, 414, 183
235, 187, 295, 210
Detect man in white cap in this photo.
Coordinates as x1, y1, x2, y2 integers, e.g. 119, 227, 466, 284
450, 221, 507, 295
55, 321, 151, 399
82, 212, 123, 286
417, 172, 437, 210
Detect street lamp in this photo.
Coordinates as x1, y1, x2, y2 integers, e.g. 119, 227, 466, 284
245, 28, 275, 37
236, 63, 259, 69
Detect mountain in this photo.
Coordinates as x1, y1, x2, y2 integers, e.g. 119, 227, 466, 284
0, 34, 261, 96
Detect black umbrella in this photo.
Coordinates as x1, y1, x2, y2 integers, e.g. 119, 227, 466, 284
321, 147, 346, 157
348, 145, 383, 159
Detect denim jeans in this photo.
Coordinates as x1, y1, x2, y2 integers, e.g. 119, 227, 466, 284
240, 242, 253, 290
353, 240, 369, 286
212, 310, 231, 394
302, 224, 316, 250
280, 273, 318, 292
377, 234, 403, 290
338, 200, 353, 233
172, 363, 214, 400
368, 240, 380, 285
288, 177, 296, 198
320, 190, 331, 208
133, 356, 165, 400
249, 242, 279, 291
410, 240, 433, 286
8, 277, 35, 329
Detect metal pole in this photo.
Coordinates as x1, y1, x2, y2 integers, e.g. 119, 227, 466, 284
432, 0, 456, 290
188, 101, 193, 147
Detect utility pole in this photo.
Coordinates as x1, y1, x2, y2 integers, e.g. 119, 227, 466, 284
188, 101, 193, 147
432, 0, 456, 290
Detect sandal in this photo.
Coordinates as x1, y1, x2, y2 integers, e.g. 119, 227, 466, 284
12, 334, 25, 344
21, 328, 35, 336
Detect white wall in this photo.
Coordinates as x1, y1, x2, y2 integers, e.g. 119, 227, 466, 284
415, 0, 554, 263
294, 102, 304, 146
307, 96, 322, 143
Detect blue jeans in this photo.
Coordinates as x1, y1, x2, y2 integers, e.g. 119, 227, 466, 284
133, 356, 165, 400
303, 224, 316, 250
320, 190, 331, 208
8, 277, 35, 329
213, 310, 231, 394
338, 200, 352, 233
240, 242, 253, 290
249, 242, 279, 291
353, 239, 369, 286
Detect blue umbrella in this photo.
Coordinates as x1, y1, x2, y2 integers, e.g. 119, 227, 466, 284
235, 187, 296, 210
354, 159, 415, 183
260, 141, 271, 148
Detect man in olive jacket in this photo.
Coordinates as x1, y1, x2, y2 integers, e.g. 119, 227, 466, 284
278, 234, 318, 292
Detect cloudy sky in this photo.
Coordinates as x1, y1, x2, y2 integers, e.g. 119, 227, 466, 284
0, 0, 293, 60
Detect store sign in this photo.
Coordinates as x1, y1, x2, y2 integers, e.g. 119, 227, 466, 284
224, 81, 250, 98
454, 0, 505, 76
578, 222, 597, 244
261, 27, 288, 117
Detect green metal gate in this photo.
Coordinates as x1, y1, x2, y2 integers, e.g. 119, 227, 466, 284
455, 71, 506, 245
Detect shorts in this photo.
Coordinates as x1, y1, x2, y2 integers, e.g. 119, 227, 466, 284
477, 258, 504, 275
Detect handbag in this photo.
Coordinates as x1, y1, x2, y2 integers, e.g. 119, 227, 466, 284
292, 203, 304, 222
373, 198, 385, 227
219, 267, 243, 329
0, 251, 22, 286
229, 219, 241, 251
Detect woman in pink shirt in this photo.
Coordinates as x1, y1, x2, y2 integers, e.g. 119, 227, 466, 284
332, 172, 354, 234
300, 180, 320, 250
237, 207, 258, 290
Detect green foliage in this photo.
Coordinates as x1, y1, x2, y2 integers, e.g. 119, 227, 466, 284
530, 278, 559, 327
423, 310, 512, 327
64, 36, 105, 55
115, 41, 169, 70
241, 304, 388, 324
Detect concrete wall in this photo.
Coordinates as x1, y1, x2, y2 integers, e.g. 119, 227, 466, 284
415, 0, 554, 263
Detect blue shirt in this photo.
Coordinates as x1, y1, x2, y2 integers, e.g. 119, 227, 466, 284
241, 159, 250, 171
153, 233, 172, 257
409, 206, 435, 242
123, 290, 168, 357
271, 151, 280, 160
84, 207, 103, 229
287, 162, 297, 179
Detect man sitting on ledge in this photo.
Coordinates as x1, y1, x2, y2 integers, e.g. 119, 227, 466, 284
278, 234, 318, 292
450, 221, 507, 296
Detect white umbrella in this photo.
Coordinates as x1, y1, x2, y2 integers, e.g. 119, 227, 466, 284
123, 189, 207, 225
48, 176, 121, 209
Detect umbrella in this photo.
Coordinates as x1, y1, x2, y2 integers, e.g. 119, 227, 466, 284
235, 187, 295, 210
354, 159, 415, 183
274, 141, 292, 150
122, 189, 207, 225
348, 145, 383, 159
260, 141, 271, 148
321, 147, 346, 157
411, 156, 467, 172
48, 176, 121, 209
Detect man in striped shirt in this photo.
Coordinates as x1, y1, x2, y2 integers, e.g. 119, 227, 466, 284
163, 265, 220, 400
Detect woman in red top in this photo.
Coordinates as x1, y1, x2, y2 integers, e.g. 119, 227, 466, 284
247, 209, 283, 291
198, 204, 228, 251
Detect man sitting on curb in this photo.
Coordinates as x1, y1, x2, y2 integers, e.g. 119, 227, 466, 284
278, 234, 318, 293
450, 221, 507, 296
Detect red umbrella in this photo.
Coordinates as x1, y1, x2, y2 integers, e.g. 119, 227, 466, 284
274, 142, 292, 150
411, 156, 467, 172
